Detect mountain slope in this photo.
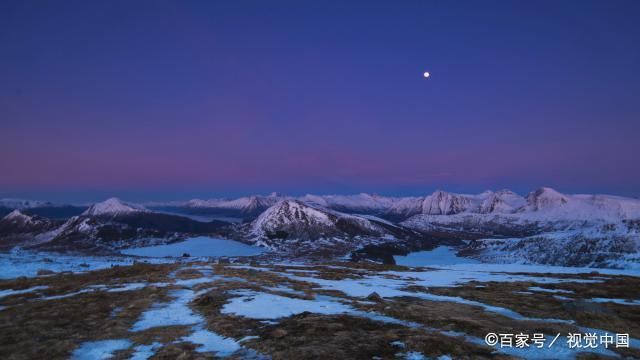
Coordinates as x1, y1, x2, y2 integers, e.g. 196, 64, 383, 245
298, 193, 398, 214
82, 197, 147, 217
460, 220, 640, 269
234, 200, 422, 256
0, 210, 63, 249
0, 210, 60, 235
16, 198, 231, 253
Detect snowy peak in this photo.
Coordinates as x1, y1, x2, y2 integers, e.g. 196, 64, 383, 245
251, 200, 333, 237
525, 187, 569, 211
247, 199, 397, 246
478, 190, 526, 214
184, 198, 221, 208
183, 194, 283, 215
82, 198, 147, 217
2, 209, 34, 223
147, 188, 640, 223
221, 195, 282, 214
421, 191, 473, 215
303, 193, 397, 213
0, 209, 57, 235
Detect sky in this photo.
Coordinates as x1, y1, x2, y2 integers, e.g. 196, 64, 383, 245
1, 0, 639, 202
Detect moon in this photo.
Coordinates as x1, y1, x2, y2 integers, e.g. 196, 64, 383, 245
423, 71, 430, 78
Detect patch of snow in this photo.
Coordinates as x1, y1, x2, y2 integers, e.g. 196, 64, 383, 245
174, 275, 222, 287
106, 283, 148, 293
71, 339, 132, 360
0, 285, 48, 298
131, 289, 202, 331
528, 286, 574, 294
180, 325, 241, 356
221, 290, 354, 319
280, 272, 571, 323
403, 351, 426, 360
590, 298, 640, 306
0, 249, 172, 279
263, 285, 306, 296
129, 342, 161, 360
40, 288, 96, 301
239, 335, 260, 343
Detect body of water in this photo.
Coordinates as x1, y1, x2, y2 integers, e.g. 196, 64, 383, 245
394, 246, 481, 266
121, 236, 264, 258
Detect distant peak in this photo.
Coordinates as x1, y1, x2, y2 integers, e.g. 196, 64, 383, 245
526, 187, 568, 210
534, 187, 562, 195
3, 209, 28, 220
83, 197, 146, 216
427, 190, 451, 199
0, 198, 49, 209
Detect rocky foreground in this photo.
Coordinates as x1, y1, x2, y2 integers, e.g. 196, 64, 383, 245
1, 258, 639, 360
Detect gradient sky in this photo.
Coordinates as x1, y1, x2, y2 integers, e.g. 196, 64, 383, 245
1, 0, 639, 202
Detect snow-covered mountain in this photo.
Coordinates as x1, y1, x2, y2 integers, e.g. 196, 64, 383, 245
478, 190, 526, 214
235, 200, 421, 255
0, 198, 230, 253
248, 200, 387, 242
250, 200, 336, 239
298, 193, 398, 214
392, 187, 640, 225
0, 210, 63, 249
0, 210, 58, 234
386, 190, 511, 219
394, 188, 640, 269
523, 187, 568, 211
217, 194, 282, 214
82, 198, 148, 217
171, 193, 284, 218
2, 188, 639, 268
460, 220, 640, 269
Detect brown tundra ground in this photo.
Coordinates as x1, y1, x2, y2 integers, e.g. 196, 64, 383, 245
1, 259, 639, 360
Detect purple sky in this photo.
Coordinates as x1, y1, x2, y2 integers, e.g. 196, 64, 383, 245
1, 0, 639, 202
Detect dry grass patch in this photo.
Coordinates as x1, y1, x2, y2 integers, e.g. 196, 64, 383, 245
0, 286, 167, 359
243, 313, 507, 360
422, 279, 640, 339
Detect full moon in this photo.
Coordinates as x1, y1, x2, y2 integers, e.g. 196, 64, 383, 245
423, 71, 430, 78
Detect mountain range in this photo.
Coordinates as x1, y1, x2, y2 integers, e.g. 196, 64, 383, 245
1, 188, 639, 268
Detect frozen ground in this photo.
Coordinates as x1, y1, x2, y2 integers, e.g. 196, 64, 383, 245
1, 246, 640, 359
0, 248, 171, 279
0, 237, 264, 279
